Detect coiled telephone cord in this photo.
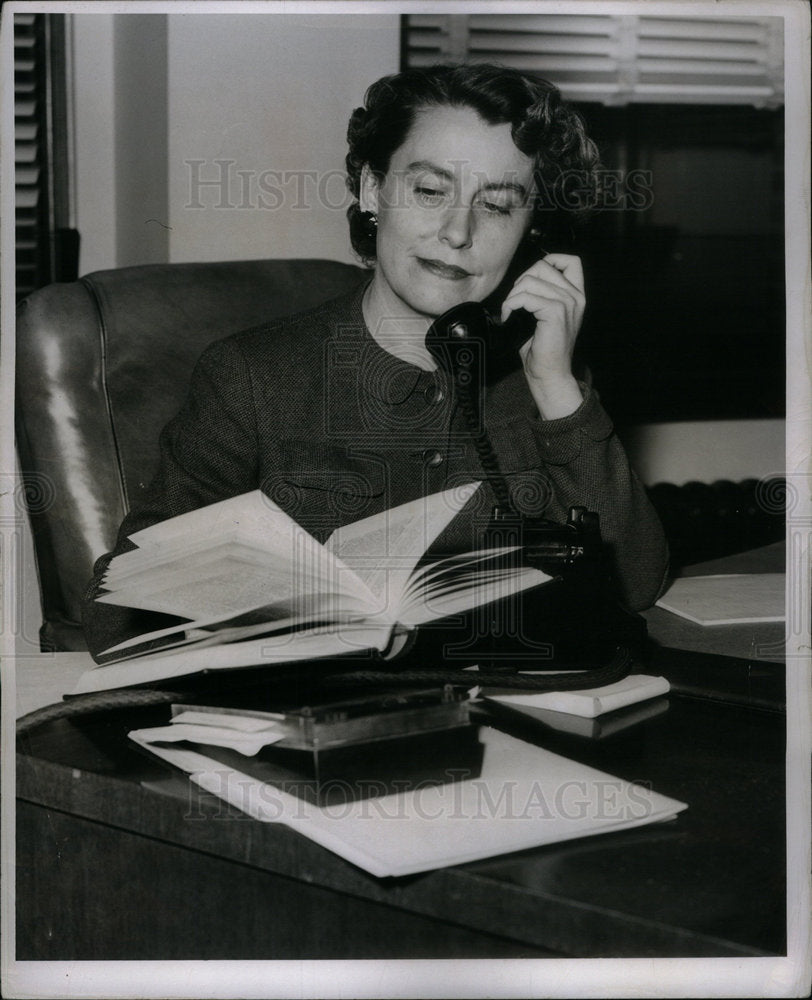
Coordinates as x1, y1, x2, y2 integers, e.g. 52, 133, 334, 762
454, 379, 514, 513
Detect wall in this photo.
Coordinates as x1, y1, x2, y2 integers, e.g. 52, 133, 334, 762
72, 12, 400, 273
621, 419, 785, 486
166, 13, 398, 264
72, 13, 171, 272
72, 13, 117, 275
114, 15, 169, 267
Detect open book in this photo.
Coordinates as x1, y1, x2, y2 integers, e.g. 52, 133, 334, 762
73, 483, 552, 695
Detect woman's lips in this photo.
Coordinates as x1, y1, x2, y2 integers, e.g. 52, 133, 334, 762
417, 258, 471, 280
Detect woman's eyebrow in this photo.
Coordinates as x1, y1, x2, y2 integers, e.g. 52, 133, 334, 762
480, 179, 528, 197
404, 159, 529, 198
405, 159, 453, 180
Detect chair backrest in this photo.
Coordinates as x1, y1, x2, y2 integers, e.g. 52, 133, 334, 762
16, 258, 366, 649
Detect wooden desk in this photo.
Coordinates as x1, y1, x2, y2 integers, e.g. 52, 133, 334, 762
16, 548, 787, 960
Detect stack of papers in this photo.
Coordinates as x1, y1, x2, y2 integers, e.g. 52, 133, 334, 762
131, 708, 287, 756
130, 724, 687, 878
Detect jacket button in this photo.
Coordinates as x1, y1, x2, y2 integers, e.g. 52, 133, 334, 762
422, 449, 444, 467
424, 383, 445, 405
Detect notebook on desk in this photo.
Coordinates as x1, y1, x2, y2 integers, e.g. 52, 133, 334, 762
483, 674, 671, 718
655, 573, 785, 626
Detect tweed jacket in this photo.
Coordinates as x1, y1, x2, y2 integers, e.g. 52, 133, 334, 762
82, 281, 668, 659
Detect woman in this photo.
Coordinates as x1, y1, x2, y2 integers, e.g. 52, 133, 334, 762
82, 63, 668, 659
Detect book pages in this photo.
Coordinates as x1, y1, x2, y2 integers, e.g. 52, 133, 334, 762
72, 622, 394, 694
325, 481, 481, 612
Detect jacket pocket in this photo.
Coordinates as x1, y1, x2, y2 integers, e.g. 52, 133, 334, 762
262, 442, 387, 534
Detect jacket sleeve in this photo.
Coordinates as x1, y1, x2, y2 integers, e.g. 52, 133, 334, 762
525, 383, 669, 612
81, 338, 259, 660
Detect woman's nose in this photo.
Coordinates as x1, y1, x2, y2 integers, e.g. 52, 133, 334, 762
438, 206, 474, 249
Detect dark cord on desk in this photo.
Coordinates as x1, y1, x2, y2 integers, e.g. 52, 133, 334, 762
16, 645, 634, 736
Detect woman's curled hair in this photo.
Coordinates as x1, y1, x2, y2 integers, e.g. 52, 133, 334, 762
345, 62, 602, 264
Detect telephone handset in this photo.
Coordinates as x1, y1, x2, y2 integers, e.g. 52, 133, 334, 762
425, 299, 531, 372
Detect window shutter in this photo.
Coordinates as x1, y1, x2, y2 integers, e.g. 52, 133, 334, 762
14, 12, 75, 301
634, 16, 784, 106
14, 11, 50, 300
403, 14, 784, 108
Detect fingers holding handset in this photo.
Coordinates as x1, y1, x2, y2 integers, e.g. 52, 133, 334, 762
500, 253, 586, 419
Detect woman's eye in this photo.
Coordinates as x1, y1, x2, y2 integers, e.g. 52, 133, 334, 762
415, 186, 445, 204
479, 200, 512, 216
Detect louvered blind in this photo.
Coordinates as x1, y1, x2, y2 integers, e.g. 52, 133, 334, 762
405, 14, 784, 107
14, 11, 50, 299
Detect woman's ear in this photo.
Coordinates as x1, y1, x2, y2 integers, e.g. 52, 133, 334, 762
359, 163, 380, 215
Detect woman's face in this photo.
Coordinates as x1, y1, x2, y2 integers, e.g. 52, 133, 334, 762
361, 105, 536, 320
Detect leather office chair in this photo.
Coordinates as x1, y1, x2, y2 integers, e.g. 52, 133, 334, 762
16, 258, 366, 651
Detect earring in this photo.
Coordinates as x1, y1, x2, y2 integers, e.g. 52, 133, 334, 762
361, 210, 377, 237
